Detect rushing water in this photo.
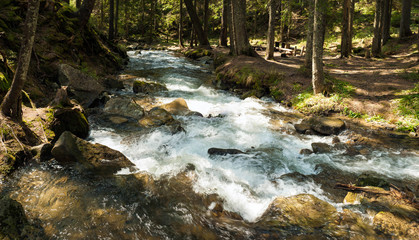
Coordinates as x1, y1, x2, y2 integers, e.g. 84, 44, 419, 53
91, 51, 419, 220
4, 50, 419, 239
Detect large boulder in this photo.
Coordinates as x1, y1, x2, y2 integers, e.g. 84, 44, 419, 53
133, 79, 167, 94
311, 142, 333, 154
138, 108, 183, 134
58, 64, 105, 108
104, 97, 145, 120
306, 117, 346, 136
50, 107, 89, 139
51, 131, 136, 174
257, 194, 338, 229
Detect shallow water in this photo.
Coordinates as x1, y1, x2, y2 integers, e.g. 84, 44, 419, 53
4, 50, 419, 239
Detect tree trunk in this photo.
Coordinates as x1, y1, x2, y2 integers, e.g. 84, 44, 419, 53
100, 0, 104, 30
230, 0, 255, 56
220, 0, 229, 47
77, 0, 96, 28
372, 0, 383, 57
184, 0, 210, 47
204, 0, 209, 34
399, 0, 412, 38
76, 0, 81, 8
312, 0, 327, 94
382, 0, 392, 44
179, 0, 184, 47
265, 0, 277, 60
1, 0, 40, 120
108, 0, 114, 40
227, 0, 235, 52
115, 0, 119, 38
341, 0, 351, 58
304, 0, 314, 70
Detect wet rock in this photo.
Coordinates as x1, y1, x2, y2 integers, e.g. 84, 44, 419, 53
102, 76, 124, 90
299, 148, 313, 155
104, 97, 145, 120
373, 211, 419, 239
306, 117, 346, 135
58, 64, 105, 108
332, 136, 341, 144
257, 194, 338, 229
0, 195, 44, 239
50, 107, 89, 139
159, 98, 191, 116
30, 143, 53, 161
311, 142, 333, 154
133, 79, 167, 94
294, 123, 311, 134
356, 172, 390, 189
207, 148, 244, 156
139, 108, 183, 134
51, 131, 136, 174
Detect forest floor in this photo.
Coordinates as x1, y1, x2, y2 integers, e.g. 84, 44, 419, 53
211, 37, 419, 137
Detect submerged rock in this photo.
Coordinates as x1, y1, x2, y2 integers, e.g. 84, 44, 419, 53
306, 117, 346, 136
58, 64, 105, 108
207, 148, 244, 156
133, 79, 168, 94
51, 131, 135, 174
50, 107, 89, 140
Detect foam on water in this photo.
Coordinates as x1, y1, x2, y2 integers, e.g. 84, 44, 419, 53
90, 50, 419, 222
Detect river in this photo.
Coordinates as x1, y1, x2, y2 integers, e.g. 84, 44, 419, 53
4, 50, 419, 239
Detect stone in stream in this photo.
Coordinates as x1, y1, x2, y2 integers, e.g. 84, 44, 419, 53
158, 98, 203, 117
207, 148, 244, 156
294, 123, 311, 134
57, 64, 105, 108
104, 97, 145, 119
311, 142, 333, 154
305, 117, 346, 136
50, 107, 89, 140
139, 108, 184, 134
51, 131, 136, 175
133, 79, 168, 94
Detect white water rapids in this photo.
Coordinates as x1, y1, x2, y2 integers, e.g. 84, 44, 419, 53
90, 50, 419, 222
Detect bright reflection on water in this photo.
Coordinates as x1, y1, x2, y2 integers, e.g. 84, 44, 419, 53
90, 50, 419, 222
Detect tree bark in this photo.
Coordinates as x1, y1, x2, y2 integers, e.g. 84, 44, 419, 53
341, 0, 352, 58
108, 0, 114, 40
179, 0, 184, 47
219, 0, 229, 47
1, 0, 40, 120
265, 0, 277, 60
230, 0, 255, 56
382, 0, 392, 45
184, 0, 210, 47
304, 0, 314, 70
372, 0, 383, 57
204, 0, 209, 34
76, 0, 81, 8
399, 0, 413, 38
312, 0, 327, 94
115, 0, 119, 38
77, 0, 96, 28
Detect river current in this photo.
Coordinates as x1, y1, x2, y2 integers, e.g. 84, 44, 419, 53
4, 50, 419, 239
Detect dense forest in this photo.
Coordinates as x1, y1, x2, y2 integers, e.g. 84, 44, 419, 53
0, 0, 418, 239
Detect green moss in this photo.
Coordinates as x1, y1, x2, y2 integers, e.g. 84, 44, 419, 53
0, 154, 15, 176
184, 48, 212, 60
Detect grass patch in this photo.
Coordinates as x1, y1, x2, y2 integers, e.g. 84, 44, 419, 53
292, 92, 343, 115
400, 70, 419, 81
326, 74, 356, 98
393, 83, 419, 132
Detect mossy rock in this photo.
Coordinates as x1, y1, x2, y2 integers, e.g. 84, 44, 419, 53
0, 153, 16, 177
257, 194, 338, 229
133, 80, 167, 94
184, 48, 212, 60
50, 107, 89, 140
